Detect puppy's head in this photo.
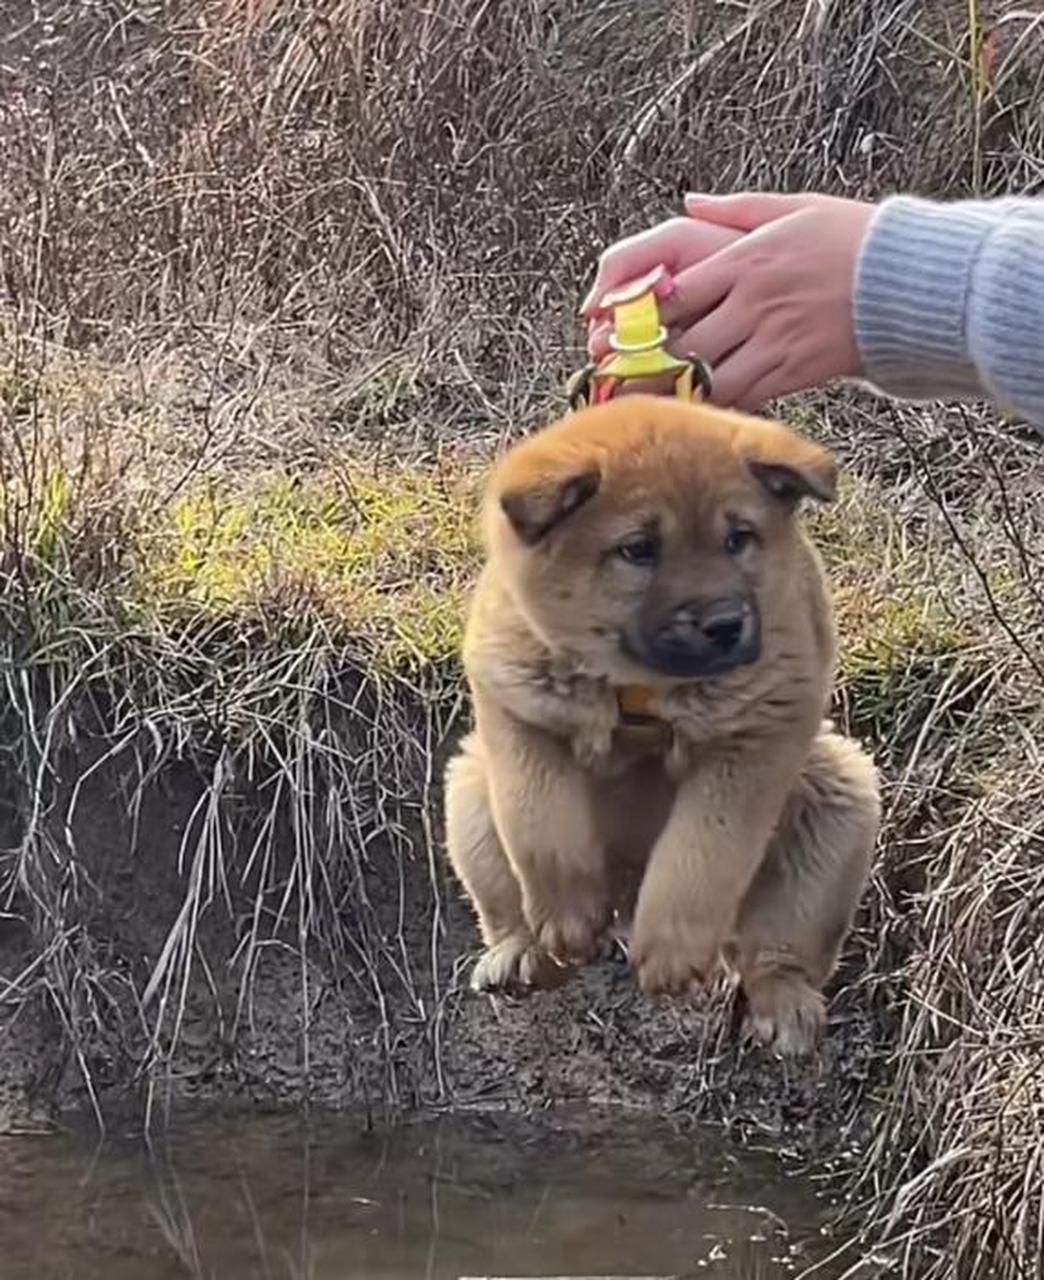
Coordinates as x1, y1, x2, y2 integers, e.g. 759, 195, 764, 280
486, 395, 835, 682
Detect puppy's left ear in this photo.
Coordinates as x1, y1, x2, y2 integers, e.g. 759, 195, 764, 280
498, 466, 601, 546
737, 421, 837, 505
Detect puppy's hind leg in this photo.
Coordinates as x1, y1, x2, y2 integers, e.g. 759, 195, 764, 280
444, 734, 570, 996
733, 728, 881, 1056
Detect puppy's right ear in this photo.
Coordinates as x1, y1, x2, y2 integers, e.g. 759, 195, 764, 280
499, 467, 601, 546
735, 420, 837, 506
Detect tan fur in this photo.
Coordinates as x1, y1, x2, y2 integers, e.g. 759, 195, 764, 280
444, 395, 880, 1055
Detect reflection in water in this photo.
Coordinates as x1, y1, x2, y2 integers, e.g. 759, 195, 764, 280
0, 1110, 840, 1278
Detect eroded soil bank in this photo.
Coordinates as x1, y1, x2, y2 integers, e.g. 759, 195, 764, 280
0, 727, 886, 1156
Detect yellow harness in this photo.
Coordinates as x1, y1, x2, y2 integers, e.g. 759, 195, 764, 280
567, 263, 712, 411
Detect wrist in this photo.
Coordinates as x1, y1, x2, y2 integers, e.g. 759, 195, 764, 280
853, 196, 993, 400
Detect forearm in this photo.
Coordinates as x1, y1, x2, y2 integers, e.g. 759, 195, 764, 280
631, 752, 798, 992
477, 704, 609, 963
854, 194, 1044, 425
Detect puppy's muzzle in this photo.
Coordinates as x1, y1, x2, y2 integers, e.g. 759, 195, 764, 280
624, 597, 761, 678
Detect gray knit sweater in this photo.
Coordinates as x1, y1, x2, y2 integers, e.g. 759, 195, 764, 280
855, 195, 1044, 425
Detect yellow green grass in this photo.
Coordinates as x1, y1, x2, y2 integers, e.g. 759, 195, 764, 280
2, 396, 979, 693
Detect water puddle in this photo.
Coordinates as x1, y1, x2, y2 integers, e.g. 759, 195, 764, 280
0, 1110, 843, 1278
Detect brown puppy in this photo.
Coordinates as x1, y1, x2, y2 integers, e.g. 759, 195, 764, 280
444, 395, 880, 1054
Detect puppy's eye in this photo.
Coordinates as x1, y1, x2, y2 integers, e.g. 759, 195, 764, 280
724, 525, 757, 555
615, 534, 659, 566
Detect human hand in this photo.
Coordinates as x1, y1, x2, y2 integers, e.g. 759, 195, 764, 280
583, 192, 875, 411
581, 214, 744, 358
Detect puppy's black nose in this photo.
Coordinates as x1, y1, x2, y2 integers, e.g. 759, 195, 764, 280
700, 604, 746, 654
623, 595, 761, 678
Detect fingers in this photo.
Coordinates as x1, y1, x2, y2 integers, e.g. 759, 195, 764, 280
583, 190, 819, 321
733, 363, 793, 413
701, 342, 784, 411
683, 190, 814, 231
586, 316, 613, 360
580, 216, 742, 317
657, 246, 745, 333
587, 244, 745, 360
667, 296, 751, 371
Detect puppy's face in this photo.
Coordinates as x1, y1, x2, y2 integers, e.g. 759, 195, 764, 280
486, 396, 836, 683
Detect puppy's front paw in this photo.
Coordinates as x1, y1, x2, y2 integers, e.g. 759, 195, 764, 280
526, 884, 611, 966
572, 725, 614, 771
564, 675, 617, 769
572, 700, 617, 771
471, 933, 571, 996
631, 911, 725, 996
742, 973, 825, 1057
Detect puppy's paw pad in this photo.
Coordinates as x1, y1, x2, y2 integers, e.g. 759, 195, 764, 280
743, 977, 825, 1057
572, 726, 615, 770
535, 898, 611, 966
632, 919, 722, 997
470, 935, 570, 996
636, 951, 713, 998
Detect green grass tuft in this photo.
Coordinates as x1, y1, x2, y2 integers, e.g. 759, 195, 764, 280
137, 465, 482, 667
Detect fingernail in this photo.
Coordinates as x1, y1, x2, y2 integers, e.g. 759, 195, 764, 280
578, 282, 599, 315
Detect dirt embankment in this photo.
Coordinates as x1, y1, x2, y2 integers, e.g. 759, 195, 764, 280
0, 672, 884, 1151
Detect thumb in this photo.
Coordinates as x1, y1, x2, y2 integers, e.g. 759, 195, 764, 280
683, 191, 813, 231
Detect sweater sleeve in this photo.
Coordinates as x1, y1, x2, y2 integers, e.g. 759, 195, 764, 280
853, 194, 1044, 425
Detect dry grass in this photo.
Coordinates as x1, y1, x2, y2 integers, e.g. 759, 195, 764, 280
2, 1, 1044, 1276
